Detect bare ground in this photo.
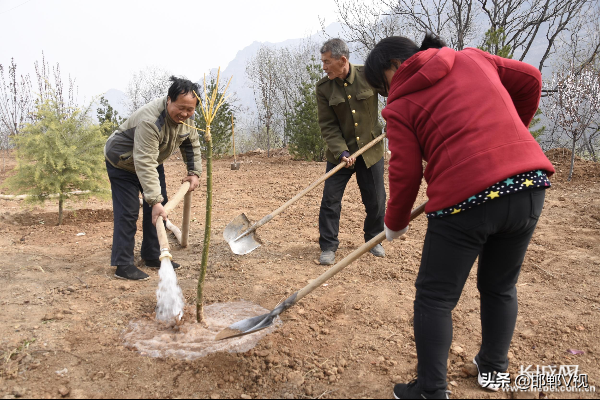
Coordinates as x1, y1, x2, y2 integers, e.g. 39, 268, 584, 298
0, 149, 599, 399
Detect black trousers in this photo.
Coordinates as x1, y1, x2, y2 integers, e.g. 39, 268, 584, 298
319, 156, 386, 252
106, 161, 168, 266
414, 187, 546, 391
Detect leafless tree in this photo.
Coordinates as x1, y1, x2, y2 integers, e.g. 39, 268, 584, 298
0, 58, 32, 173
246, 45, 281, 157
476, 0, 592, 70
34, 52, 77, 118
383, 0, 478, 50
275, 38, 321, 145
328, 0, 406, 58
546, 64, 600, 180
330, 0, 478, 57
332, 0, 599, 76
540, 4, 600, 160
553, 2, 600, 75
124, 66, 171, 115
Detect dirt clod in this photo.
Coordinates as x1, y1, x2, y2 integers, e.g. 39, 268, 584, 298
11, 387, 25, 398
58, 386, 70, 397
511, 390, 539, 399
462, 364, 478, 377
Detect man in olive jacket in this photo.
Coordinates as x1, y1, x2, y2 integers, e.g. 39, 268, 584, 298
104, 76, 202, 280
317, 39, 386, 265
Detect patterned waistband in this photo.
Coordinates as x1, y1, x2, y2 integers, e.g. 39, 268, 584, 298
427, 170, 551, 219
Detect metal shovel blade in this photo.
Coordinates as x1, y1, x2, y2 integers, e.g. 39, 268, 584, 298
223, 213, 261, 255
215, 293, 297, 340
214, 312, 273, 340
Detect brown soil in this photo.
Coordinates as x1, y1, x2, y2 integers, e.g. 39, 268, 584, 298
0, 150, 599, 399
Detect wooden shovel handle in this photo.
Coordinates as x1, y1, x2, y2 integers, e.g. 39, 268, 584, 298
165, 182, 191, 214
156, 215, 170, 252
241, 133, 388, 237
156, 181, 192, 253
181, 191, 192, 248
294, 201, 427, 302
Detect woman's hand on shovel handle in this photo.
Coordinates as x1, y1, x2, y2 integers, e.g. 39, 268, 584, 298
152, 203, 168, 226
182, 174, 200, 192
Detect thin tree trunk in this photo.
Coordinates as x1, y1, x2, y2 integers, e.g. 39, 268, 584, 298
267, 124, 271, 158
588, 134, 598, 162
197, 130, 212, 323
58, 196, 64, 225
568, 136, 576, 181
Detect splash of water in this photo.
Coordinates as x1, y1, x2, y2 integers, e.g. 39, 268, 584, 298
155, 258, 184, 323
124, 302, 282, 360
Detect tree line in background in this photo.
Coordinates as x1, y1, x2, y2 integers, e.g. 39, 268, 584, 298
244, 40, 327, 160
1, 0, 599, 216
235, 0, 600, 176
329, 0, 600, 180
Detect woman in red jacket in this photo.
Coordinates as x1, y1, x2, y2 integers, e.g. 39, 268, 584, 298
364, 34, 555, 399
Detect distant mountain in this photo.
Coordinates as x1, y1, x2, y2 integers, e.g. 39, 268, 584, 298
103, 23, 363, 116
214, 22, 362, 113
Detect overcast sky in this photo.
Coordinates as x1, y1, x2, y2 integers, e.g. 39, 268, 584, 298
0, 0, 339, 102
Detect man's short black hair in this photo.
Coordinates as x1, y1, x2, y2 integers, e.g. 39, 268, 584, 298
167, 76, 200, 106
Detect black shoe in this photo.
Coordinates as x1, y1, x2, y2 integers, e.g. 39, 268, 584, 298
115, 265, 150, 281
144, 259, 181, 269
473, 355, 502, 392
393, 380, 451, 399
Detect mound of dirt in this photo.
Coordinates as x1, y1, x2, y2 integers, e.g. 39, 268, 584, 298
545, 147, 600, 182
238, 147, 291, 158
2, 208, 113, 226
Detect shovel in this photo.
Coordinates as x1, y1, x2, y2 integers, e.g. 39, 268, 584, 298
215, 201, 427, 340
224, 133, 387, 255
156, 181, 193, 256
231, 115, 240, 170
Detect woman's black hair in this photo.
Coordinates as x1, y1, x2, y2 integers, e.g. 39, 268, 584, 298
364, 33, 446, 96
167, 76, 200, 106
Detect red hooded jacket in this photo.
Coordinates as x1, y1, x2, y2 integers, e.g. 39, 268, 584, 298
382, 47, 555, 231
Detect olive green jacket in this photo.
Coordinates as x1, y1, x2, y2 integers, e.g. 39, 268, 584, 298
316, 64, 384, 168
104, 97, 202, 206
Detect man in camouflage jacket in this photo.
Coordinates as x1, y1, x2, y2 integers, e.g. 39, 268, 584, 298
104, 77, 202, 280
317, 39, 386, 265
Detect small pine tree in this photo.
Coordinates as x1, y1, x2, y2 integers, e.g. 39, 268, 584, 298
529, 108, 545, 142
5, 91, 109, 225
287, 60, 326, 161
194, 77, 234, 157
97, 96, 124, 137
479, 27, 512, 59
